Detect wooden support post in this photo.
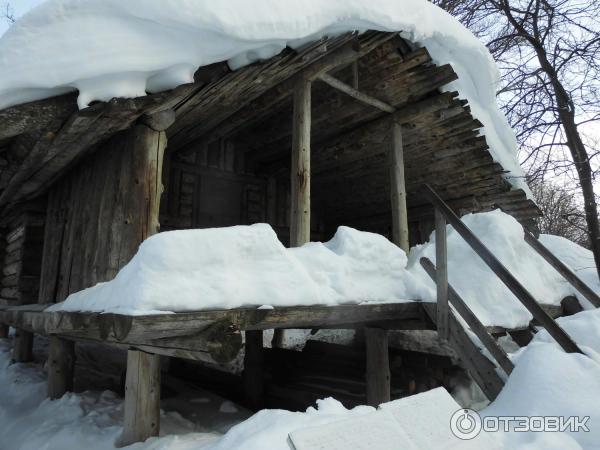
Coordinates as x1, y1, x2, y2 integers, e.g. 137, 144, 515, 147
12, 328, 33, 362
243, 330, 264, 410
48, 336, 75, 399
435, 209, 449, 341
118, 350, 161, 447
290, 78, 312, 248
389, 120, 409, 253
276, 78, 312, 349
0, 323, 8, 339
118, 124, 166, 447
365, 327, 390, 407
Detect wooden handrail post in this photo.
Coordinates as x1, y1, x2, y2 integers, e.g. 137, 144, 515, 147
435, 208, 449, 341
524, 231, 600, 308
423, 184, 583, 354
421, 257, 514, 375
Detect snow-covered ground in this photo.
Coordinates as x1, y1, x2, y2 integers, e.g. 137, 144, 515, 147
0, 0, 528, 192
2, 306, 600, 449
53, 210, 598, 330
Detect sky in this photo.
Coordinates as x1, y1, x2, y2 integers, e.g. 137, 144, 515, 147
0, 0, 44, 35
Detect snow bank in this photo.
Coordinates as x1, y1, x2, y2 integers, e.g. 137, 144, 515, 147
408, 210, 591, 328
539, 234, 600, 309
52, 210, 600, 330
0, 0, 528, 191
53, 224, 427, 315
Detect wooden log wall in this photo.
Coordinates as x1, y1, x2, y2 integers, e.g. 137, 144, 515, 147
162, 138, 326, 246
39, 124, 166, 303
0, 210, 44, 306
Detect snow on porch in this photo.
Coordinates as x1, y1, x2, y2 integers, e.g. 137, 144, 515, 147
50, 210, 600, 330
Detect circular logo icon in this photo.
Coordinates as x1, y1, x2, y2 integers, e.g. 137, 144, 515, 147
450, 408, 482, 440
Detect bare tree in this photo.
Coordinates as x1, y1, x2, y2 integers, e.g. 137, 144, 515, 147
435, 0, 600, 278
531, 180, 590, 247
2, 2, 15, 24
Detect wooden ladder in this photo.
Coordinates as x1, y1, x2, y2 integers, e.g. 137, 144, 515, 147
422, 184, 593, 401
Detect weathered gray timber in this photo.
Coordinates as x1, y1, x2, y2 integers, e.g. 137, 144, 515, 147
12, 328, 33, 362
48, 336, 75, 399
0, 303, 429, 364
422, 303, 505, 400
424, 184, 583, 354
118, 350, 161, 447
290, 78, 312, 247
365, 327, 391, 406
317, 73, 395, 113
389, 120, 409, 252
420, 257, 514, 375
435, 209, 449, 340
38, 124, 166, 303
524, 231, 600, 308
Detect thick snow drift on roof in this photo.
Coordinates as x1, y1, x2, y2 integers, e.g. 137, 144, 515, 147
0, 0, 528, 192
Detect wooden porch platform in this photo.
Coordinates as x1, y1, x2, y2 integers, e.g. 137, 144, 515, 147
0, 300, 563, 364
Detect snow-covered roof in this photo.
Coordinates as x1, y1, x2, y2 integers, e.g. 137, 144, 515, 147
0, 0, 529, 193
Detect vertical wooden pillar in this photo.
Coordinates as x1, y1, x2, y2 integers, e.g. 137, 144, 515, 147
48, 336, 75, 399
243, 330, 264, 410
118, 350, 161, 447
274, 79, 312, 349
119, 119, 168, 447
12, 329, 33, 362
365, 327, 390, 406
290, 78, 312, 248
435, 209, 449, 340
389, 120, 409, 253
0, 324, 8, 339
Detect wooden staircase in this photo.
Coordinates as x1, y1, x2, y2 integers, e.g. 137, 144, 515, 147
421, 184, 599, 401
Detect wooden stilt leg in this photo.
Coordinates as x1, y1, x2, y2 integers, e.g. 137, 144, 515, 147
118, 350, 161, 447
365, 327, 390, 407
12, 329, 33, 363
0, 323, 8, 339
243, 330, 264, 410
48, 337, 75, 399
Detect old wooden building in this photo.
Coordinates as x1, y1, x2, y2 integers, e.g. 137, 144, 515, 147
2, 30, 589, 445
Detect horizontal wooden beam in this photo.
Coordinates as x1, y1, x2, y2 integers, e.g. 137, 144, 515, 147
317, 73, 396, 113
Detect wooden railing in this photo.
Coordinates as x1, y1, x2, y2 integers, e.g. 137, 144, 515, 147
423, 184, 584, 355
524, 231, 600, 308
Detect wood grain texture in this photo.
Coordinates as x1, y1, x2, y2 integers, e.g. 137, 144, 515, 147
365, 327, 391, 406
47, 336, 75, 399
290, 78, 312, 248
118, 350, 161, 447
39, 125, 166, 303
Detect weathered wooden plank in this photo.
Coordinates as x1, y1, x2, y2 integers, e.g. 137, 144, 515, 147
118, 350, 161, 447
317, 73, 395, 113
524, 232, 600, 308
420, 257, 514, 375
422, 303, 504, 400
435, 209, 449, 341
12, 328, 33, 362
365, 327, 391, 406
389, 120, 409, 252
47, 336, 75, 399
